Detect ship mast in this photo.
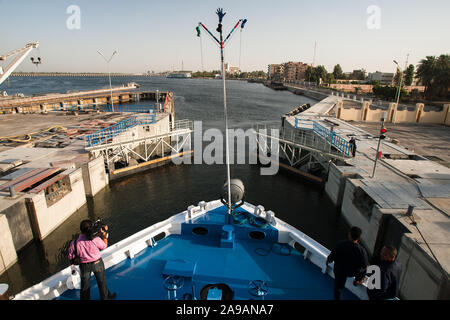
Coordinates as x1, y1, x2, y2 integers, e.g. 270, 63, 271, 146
198, 9, 246, 214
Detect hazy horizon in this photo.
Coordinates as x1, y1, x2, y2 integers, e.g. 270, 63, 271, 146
1, 0, 449, 75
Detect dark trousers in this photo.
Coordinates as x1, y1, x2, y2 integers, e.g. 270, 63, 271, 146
79, 259, 111, 300
333, 270, 365, 300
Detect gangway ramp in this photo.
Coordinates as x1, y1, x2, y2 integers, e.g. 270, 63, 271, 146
86, 119, 193, 168
253, 121, 352, 167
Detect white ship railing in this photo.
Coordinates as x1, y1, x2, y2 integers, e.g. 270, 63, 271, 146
13, 200, 368, 300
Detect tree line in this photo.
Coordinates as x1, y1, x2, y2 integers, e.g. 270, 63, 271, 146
304, 54, 449, 100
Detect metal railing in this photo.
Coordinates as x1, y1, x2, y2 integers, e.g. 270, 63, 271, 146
57, 103, 157, 113
294, 118, 352, 156
84, 114, 156, 148
294, 118, 314, 130
170, 119, 193, 131
254, 122, 351, 159
101, 105, 155, 113
311, 122, 352, 156
58, 103, 100, 112
295, 118, 352, 156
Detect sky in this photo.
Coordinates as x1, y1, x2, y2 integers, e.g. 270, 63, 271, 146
1, 0, 449, 74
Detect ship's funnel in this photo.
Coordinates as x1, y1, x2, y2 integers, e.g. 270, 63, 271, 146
223, 179, 245, 205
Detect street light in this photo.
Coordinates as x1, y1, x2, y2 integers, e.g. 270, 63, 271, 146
393, 60, 403, 106
97, 50, 118, 112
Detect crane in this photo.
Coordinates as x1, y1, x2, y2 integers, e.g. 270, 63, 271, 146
0, 41, 39, 87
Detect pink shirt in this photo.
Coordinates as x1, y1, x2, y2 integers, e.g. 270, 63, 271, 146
68, 234, 106, 263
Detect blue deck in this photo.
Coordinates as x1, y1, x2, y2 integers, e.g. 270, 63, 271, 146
57, 206, 358, 300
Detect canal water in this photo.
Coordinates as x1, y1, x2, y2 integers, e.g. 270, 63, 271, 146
0, 77, 351, 295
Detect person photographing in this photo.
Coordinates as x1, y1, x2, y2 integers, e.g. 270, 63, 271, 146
68, 219, 116, 300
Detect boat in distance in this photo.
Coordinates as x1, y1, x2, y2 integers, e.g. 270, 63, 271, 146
14, 199, 368, 300
167, 72, 192, 78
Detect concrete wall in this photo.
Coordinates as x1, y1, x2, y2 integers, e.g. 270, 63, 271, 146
393, 105, 418, 123
329, 84, 425, 93
325, 163, 361, 207
398, 234, 450, 300
325, 165, 450, 299
419, 104, 449, 124
339, 179, 382, 255
0, 214, 17, 275
286, 86, 329, 101
26, 168, 87, 240
336, 101, 450, 125
364, 103, 396, 122
335, 100, 364, 121
0, 199, 33, 251
325, 164, 342, 206
329, 84, 373, 93
82, 156, 109, 197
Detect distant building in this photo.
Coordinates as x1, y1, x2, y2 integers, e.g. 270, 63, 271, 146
336, 79, 365, 84
268, 61, 308, 81
229, 66, 240, 74
367, 71, 394, 85
268, 64, 284, 81
225, 63, 240, 75
284, 61, 309, 81
351, 69, 366, 80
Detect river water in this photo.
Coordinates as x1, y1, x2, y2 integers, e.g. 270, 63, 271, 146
0, 76, 350, 295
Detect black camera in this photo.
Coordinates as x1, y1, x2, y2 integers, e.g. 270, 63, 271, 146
89, 219, 108, 240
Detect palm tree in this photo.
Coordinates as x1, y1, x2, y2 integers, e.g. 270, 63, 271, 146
333, 64, 344, 80
416, 56, 436, 99
404, 64, 415, 86
416, 55, 450, 99
434, 54, 450, 98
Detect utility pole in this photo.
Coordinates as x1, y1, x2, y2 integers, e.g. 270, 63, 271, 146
307, 41, 317, 87
312, 41, 317, 67
371, 112, 387, 178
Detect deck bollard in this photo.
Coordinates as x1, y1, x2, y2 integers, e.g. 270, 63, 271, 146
9, 186, 16, 197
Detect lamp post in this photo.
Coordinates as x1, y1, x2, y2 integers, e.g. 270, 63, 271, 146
97, 50, 118, 112
393, 60, 404, 106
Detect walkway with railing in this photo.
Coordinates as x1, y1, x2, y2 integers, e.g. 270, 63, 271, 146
84, 114, 156, 148
101, 105, 155, 113
312, 121, 352, 156
253, 123, 351, 161
85, 119, 193, 167
294, 118, 352, 157
58, 103, 156, 113
295, 118, 352, 157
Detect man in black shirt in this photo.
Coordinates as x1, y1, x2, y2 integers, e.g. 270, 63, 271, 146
326, 226, 368, 300
349, 137, 357, 157
367, 246, 402, 300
